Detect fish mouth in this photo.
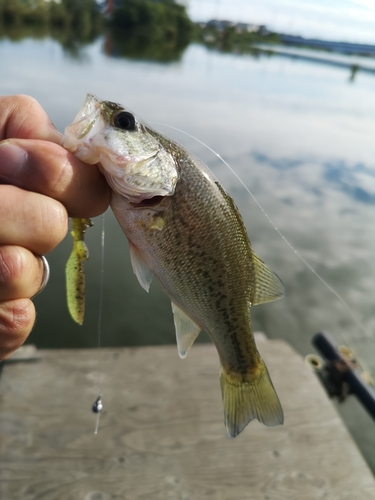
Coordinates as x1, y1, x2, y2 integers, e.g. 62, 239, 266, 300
129, 196, 166, 208
62, 94, 120, 163
68, 94, 124, 141
61, 94, 104, 161
73, 94, 102, 139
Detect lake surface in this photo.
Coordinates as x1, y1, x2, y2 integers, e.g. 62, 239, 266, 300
2, 35, 375, 468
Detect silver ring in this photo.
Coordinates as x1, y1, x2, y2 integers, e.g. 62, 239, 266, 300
33, 256, 50, 298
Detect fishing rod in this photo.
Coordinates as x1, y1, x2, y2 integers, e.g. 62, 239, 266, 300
306, 332, 375, 420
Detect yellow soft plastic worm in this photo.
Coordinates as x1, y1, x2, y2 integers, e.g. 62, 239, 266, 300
66, 217, 93, 325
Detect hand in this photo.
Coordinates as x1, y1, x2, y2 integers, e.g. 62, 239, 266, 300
0, 95, 111, 360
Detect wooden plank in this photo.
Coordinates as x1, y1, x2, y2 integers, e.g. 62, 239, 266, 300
1, 336, 374, 499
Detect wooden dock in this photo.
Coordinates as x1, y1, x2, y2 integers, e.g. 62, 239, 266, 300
1, 335, 374, 499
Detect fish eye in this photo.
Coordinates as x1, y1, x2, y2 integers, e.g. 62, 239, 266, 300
114, 111, 136, 131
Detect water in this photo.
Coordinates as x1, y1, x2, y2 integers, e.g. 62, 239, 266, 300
2, 36, 375, 469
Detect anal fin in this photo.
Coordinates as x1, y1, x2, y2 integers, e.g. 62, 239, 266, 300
171, 302, 201, 358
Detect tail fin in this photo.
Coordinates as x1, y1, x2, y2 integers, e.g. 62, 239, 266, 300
220, 357, 284, 438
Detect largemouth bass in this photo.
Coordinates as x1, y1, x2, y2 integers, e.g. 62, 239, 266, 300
62, 94, 285, 437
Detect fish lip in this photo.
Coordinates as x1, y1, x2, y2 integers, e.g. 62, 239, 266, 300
62, 94, 105, 151
77, 93, 127, 137
77, 95, 103, 139
129, 195, 166, 208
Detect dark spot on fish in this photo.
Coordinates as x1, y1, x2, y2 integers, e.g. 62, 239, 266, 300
229, 334, 248, 375
216, 299, 228, 311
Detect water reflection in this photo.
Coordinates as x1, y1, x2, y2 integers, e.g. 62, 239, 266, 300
254, 152, 375, 205
0, 20, 100, 60
323, 161, 375, 205
252, 152, 304, 171
0, 0, 103, 58
104, 29, 190, 62
0, 18, 191, 62
251, 45, 375, 83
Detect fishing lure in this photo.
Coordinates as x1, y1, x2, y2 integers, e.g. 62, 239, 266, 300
66, 217, 93, 325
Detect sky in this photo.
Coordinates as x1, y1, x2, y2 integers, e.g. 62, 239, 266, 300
185, 0, 375, 45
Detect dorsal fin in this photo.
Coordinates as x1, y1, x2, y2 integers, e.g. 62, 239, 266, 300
171, 302, 201, 358
252, 252, 285, 305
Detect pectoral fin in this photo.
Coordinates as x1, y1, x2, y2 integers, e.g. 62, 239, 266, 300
129, 243, 153, 292
252, 253, 285, 305
171, 302, 201, 358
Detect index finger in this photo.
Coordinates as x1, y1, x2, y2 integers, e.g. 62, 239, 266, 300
0, 95, 111, 217
0, 94, 62, 144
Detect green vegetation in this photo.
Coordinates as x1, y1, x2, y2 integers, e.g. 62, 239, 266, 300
111, 0, 193, 37
0, 0, 279, 61
108, 28, 190, 62
0, 0, 102, 32
0, 0, 103, 55
0, 0, 194, 61
109, 0, 195, 62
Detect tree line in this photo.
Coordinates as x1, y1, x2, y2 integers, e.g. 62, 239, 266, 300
0, 1, 277, 61
0, 0, 193, 59
0, 0, 102, 51
0, 0, 193, 39
0, 0, 102, 32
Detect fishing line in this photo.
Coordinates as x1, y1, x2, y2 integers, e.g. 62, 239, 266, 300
151, 122, 372, 351
92, 212, 106, 434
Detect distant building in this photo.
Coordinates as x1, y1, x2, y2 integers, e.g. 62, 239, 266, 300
205, 19, 269, 35
235, 23, 258, 34
258, 25, 269, 36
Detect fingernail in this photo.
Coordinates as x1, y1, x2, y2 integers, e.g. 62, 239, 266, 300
0, 142, 27, 180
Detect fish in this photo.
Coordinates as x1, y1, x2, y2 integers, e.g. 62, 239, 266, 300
62, 94, 285, 437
